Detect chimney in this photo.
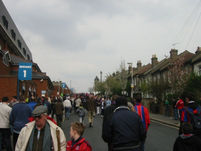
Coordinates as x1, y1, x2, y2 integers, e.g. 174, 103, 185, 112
170, 49, 178, 59
137, 60, 142, 69
151, 54, 158, 67
195, 46, 201, 54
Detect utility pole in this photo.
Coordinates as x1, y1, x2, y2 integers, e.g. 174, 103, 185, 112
128, 63, 134, 98
100, 71, 103, 82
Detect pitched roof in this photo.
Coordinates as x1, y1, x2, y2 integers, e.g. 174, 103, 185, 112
10, 54, 42, 72
160, 50, 194, 71
133, 64, 152, 76
192, 52, 201, 63
150, 58, 168, 74
148, 50, 194, 74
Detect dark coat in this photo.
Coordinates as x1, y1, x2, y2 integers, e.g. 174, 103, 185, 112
173, 134, 201, 151
102, 105, 116, 151
103, 106, 146, 151
55, 101, 64, 115
86, 98, 95, 112
10, 102, 32, 133
102, 105, 116, 142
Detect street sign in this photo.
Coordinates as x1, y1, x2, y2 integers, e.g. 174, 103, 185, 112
18, 62, 32, 80
61, 83, 66, 88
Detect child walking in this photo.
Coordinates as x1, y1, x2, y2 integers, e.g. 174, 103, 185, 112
66, 122, 92, 151
76, 103, 86, 124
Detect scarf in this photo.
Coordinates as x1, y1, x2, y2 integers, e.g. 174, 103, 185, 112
26, 122, 52, 151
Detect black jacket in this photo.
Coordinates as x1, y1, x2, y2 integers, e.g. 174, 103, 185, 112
173, 134, 201, 151
102, 105, 116, 142
103, 106, 146, 150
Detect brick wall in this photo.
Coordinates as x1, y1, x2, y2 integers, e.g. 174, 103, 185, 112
0, 57, 11, 75
33, 79, 48, 97
0, 77, 17, 100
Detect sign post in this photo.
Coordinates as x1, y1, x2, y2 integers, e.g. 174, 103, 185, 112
61, 82, 66, 97
17, 62, 32, 98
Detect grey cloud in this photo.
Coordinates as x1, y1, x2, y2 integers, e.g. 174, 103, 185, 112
2, 0, 201, 92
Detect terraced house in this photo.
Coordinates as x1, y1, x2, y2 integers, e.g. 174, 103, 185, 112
129, 47, 201, 103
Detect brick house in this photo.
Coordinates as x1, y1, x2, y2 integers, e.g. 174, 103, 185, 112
52, 81, 71, 97
0, 1, 54, 100
192, 47, 201, 75
130, 49, 195, 101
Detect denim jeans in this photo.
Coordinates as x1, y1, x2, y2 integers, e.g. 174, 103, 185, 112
174, 108, 178, 120
65, 107, 71, 119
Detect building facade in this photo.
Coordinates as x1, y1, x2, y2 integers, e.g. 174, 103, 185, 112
0, 0, 54, 100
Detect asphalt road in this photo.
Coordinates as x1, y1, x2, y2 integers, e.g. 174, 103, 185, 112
61, 113, 178, 151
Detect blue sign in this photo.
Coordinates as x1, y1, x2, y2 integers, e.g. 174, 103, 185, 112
61, 83, 66, 88
18, 62, 32, 80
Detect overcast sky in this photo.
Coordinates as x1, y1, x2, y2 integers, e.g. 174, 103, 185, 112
3, 0, 201, 92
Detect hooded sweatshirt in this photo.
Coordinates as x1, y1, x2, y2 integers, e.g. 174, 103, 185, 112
173, 134, 201, 151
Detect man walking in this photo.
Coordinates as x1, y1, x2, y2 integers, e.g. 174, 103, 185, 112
134, 94, 150, 151
0, 97, 12, 151
86, 95, 96, 127
63, 96, 72, 120
103, 96, 146, 151
16, 105, 66, 151
10, 96, 32, 149
55, 99, 64, 127
180, 93, 201, 137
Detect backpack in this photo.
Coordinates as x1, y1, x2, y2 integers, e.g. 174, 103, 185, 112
187, 106, 201, 130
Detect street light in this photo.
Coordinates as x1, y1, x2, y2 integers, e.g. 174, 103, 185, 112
128, 62, 134, 98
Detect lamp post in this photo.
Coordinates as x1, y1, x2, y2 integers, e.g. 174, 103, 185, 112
128, 63, 134, 98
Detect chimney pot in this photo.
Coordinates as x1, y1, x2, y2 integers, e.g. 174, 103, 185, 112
151, 54, 158, 67
137, 60, 142, 69
195, 46, 201, 54
170, 49, 178, 59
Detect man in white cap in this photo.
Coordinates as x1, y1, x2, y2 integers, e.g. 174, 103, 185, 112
15, 105, 66, 151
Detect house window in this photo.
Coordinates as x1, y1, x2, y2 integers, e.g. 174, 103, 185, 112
23, 48, 26, 55
17, 40, 21, 48
153, 76, 156, 82
2, 15, 8, 29
10, 29, 16, 40
157, 74, 160, 82
199, 66, 201, 76
163, 72, 167, 81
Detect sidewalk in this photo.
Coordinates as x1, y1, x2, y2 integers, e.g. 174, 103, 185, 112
150, 113, 180, 129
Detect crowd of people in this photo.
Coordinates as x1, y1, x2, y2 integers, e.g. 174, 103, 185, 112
173, 93, 201, 151
2, 92, 201, 151
0, 94, 94, 151
0, 93, 151, 151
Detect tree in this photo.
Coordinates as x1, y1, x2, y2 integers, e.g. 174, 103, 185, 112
184, 73, 201, 101
105, 74, 122, 96
118, 60, 128, 93
168, 56, 190, 97
149, 79, 169, 102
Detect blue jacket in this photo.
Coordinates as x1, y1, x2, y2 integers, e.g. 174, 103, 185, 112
10, 103, 32, 133
27, 101, 37, 111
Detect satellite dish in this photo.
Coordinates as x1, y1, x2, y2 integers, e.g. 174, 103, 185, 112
3, 51, 11, 67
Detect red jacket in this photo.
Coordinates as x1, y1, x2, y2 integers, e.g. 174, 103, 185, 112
67, 137, 92, 151
135, 103, 150, 131
176, 99, 184, 110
